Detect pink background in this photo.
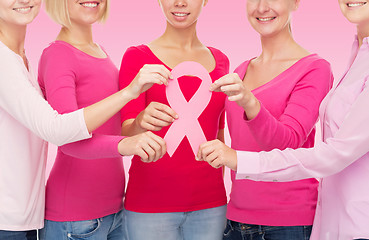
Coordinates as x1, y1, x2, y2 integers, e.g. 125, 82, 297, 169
27, 0, 355, 194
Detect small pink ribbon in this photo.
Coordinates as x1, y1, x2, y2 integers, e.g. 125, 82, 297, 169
164, 61, 212, 157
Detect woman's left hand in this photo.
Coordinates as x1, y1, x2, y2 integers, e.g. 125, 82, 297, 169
196, 139, 237, 171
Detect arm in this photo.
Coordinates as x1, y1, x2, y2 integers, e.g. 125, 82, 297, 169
39, 45, 170, 159
86, 64, 173, 134
119, 47, 177, 137
234, 80, 369, 181
0, 57, 90, 146
211, 60, 333, 150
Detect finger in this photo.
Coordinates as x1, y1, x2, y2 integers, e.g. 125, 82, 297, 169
151, 65, 173, 81
204, 151, 219, 166
220, 84, 242, 94
141, 142, 156, 163
140, 121, 163, 131
149, 141, 162, 162
200, 144, 216, 162
196, 141, 213, 160
148, 133, 167, 158
228, 94, 244, 102
211, 74, 240, 90
210, 158, 224, 169
136, 148, 149, 162
154, 103, 178, 120
151, 73, 168, 85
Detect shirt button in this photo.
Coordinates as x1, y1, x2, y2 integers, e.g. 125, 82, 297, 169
273, 179, 278, 182
67, 233, 71, 237
245, 176, 250, 179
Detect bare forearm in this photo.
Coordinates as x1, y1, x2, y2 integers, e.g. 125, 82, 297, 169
83, 88, 135, 133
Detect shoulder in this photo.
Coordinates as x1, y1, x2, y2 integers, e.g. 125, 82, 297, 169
300, 54, 332, 73
38, 42, 78, 75
294, 55, 334, 89
123, 45, 152, 59
208, 47, 229, 62
40, 41, 77, 64
208, 47, 230, 72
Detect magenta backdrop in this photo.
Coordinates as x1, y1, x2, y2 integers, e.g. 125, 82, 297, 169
29, 0, 355, 195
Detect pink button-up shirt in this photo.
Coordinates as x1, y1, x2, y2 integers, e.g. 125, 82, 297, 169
236, 36, 369, 239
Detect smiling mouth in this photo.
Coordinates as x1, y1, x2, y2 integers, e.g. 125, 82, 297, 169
347, 2, 367, 7
257, 17, 276, 22
13, 6, 33, 13
172, 12, 190, 17
80, 2, 99, 8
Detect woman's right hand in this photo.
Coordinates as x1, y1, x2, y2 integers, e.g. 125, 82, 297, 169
118, 131, 166, 163
134, 102, 178, 132
125, 64, 173, 100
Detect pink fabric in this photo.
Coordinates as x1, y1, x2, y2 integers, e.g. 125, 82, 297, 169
119, 45, 228, 213
38, 41, 125, 221
226, 55, 333, 226
236, 37, 369, 239
0, 40, 90, 231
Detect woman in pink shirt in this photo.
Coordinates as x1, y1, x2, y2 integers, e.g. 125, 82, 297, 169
119, 0, 228, 239
38, 0, 170, 239
198, 0, 369, 239
197, 0, 333, 239
0, 1, 166, 240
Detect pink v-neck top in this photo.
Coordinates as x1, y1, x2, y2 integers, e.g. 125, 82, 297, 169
38, 41, 124, 221
226, 54, 333, 226
119, 45, 228, 213
236, 37, 369, 239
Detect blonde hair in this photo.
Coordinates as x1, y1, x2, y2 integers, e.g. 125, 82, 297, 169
44, 0, 110, 27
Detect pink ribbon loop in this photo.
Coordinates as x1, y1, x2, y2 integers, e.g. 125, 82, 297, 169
164, 61, 212, 157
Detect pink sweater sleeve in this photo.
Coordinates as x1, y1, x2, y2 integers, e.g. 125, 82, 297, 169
245, 59, 333, 151
39, 44, 123, 159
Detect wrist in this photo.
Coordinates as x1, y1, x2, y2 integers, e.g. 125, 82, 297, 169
243, 97, 260, 120
121, 86, 137, 101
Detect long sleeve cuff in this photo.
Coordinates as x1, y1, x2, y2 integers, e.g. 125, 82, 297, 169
236, 151, 261, 180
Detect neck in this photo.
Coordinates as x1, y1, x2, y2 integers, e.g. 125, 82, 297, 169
259, 27, 297, 61
158, 21, 202, 49
357, 23, 369, 48
0, 21, 26, 56
58, 22, 94, 46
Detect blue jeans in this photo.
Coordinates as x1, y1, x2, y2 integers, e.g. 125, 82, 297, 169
125, 205, 227, 240
39, 210, 126, 240
223, 220, 312, 240
0, 230, 37, 240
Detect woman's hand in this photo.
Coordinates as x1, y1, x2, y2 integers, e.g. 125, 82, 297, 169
210, 73, 260, 120
196, 139, 237, 171
125, 64, 173, 100
134, 102, 178, 132
118, 131, 166, 163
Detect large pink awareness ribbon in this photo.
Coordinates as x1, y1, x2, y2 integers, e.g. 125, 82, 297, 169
164, 61, 212, 157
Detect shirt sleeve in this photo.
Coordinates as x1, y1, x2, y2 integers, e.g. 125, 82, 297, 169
119, 47, 147, 123
236, 78, 369, 182
245, 59, 333, 151
39, 45, 122, 158
0, 54, 91, 146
